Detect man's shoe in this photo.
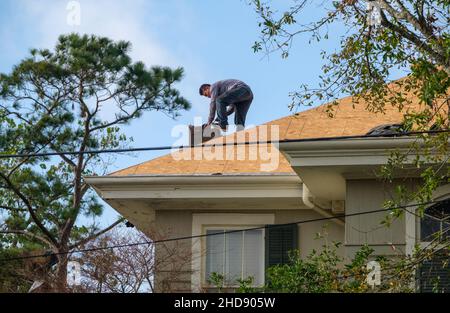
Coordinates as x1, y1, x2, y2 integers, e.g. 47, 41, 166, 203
212, 121, 228, 132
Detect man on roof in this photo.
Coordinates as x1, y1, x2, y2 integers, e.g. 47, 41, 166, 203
199, 79, 253, 131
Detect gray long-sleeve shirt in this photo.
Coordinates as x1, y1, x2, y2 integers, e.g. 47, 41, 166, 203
208, 79, 251, 124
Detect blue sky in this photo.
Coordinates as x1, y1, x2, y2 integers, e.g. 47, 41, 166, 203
0, 0, 355, 227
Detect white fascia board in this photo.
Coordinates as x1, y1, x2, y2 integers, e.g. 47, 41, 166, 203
85, 174, 300, 186
279, 137, 430, 167
84, 174, 302, 200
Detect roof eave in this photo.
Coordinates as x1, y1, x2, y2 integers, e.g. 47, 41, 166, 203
279, 136, 424, 168
85, 173, 301, 188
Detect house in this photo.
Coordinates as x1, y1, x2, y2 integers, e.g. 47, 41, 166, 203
85, 86, 449, 292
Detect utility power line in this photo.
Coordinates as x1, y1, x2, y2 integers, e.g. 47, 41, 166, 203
0, 129, 448, 160
0, 200, 440, 263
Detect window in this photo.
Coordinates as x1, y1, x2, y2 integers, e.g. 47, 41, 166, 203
191, 214, 299, 291
205, 228, 264, 286
191, 214, 274, 292
420, 199, 450, 242
419, 251, 450, 293
419, 199, 450, 292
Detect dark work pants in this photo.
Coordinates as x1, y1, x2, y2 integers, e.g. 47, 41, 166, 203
215, 85, 253, 129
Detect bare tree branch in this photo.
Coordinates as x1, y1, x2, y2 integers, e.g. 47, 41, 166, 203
69, 219, 123, 250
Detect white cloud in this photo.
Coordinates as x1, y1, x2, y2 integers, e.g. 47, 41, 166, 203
6, 0, 209, 120
12, 0, 205, 118
18, 0, 176, 67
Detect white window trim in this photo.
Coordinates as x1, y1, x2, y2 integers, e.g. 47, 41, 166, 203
191, 213, 274, 292
405, 183, 450, 256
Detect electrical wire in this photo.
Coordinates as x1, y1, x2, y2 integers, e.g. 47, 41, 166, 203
0, 200, 441, 263
0, 129, 448, 160
0, 129, 448, 287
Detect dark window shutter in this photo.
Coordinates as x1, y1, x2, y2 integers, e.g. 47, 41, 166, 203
265, 224, 298, 269
419, 252, 450, 293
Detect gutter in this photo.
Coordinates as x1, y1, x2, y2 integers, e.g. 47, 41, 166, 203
302, 184, 345, 227
84, 174, 301, 186
280, 137, 423, 152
